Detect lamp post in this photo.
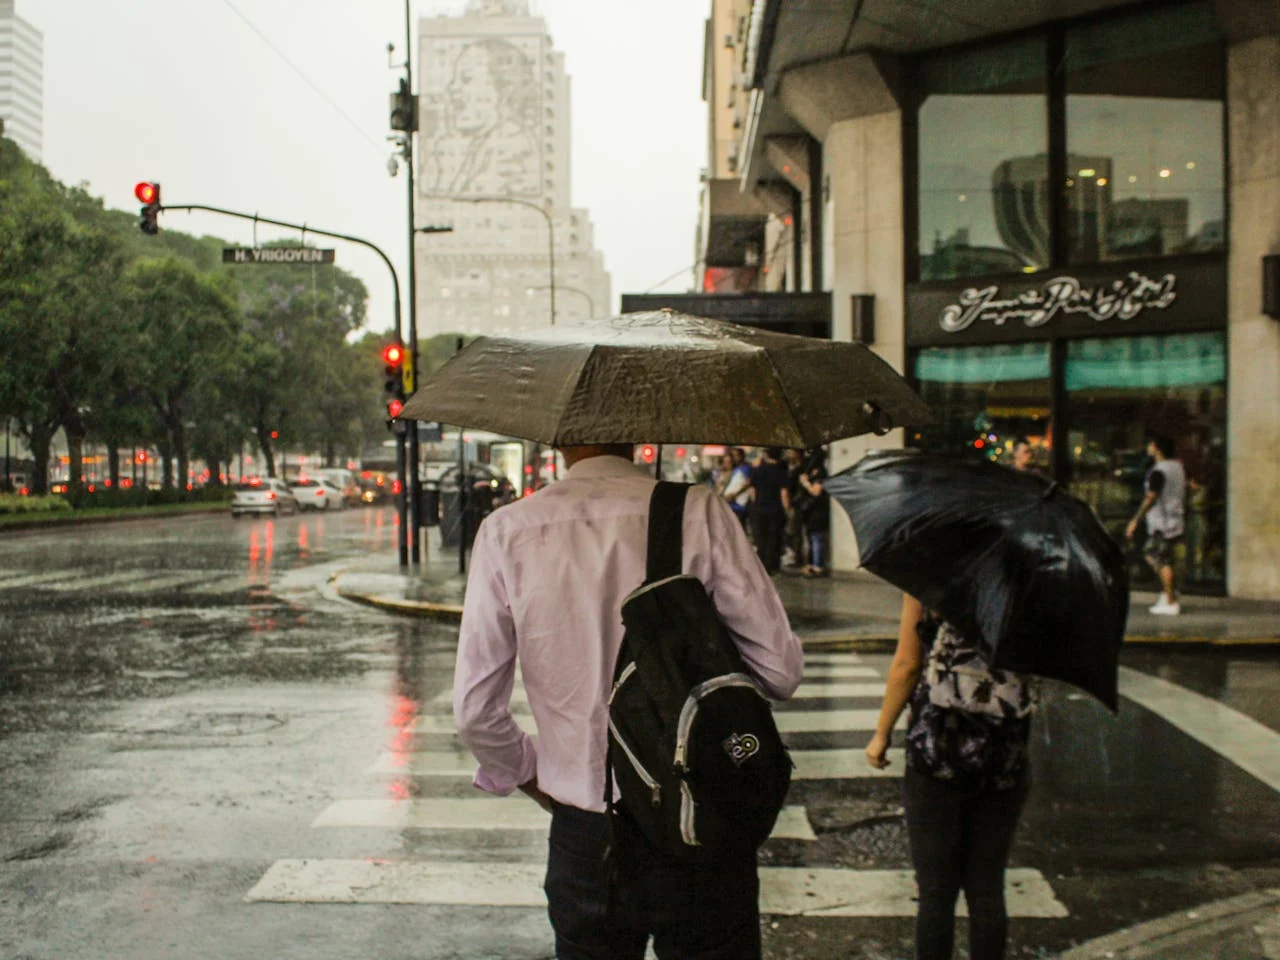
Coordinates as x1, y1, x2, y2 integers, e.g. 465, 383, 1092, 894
453, 196, 556, 326
527, 283, 593, 318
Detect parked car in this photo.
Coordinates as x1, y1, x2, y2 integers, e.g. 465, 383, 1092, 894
230, 478, 299, 517
289, 477, 343, 510
315, 468, 361, 507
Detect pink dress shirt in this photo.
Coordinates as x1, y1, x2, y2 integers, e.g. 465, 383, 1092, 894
453, 455, 804, 813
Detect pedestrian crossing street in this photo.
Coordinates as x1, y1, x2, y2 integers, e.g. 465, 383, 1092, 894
0, 567, 253, 597
246, 650, 1069, 921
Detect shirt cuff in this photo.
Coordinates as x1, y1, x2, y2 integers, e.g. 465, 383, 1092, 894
471, 734, 538, 796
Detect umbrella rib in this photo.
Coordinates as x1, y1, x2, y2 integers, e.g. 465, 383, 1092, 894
762, 350, 808, 449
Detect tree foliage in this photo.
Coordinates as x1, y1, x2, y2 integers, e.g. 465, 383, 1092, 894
0, 135, 403, 493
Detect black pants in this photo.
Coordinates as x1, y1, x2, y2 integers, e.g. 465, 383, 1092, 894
903, 766, 1030, 960
750, 509, 785, 573
544, 803, 761, 960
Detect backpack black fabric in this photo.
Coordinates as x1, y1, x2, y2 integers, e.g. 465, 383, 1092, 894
605, 482, 792, 863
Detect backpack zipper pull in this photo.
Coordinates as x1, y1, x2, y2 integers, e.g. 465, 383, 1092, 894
650, 784, 661, 807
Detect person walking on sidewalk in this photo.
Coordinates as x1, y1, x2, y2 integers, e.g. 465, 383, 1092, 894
454, 444, 803, 960
866, 596, 1037, 960
744, 447, 789, 574
1126, 434, 1186, 616
798, 453, 830, 577
722, 446, 754, 533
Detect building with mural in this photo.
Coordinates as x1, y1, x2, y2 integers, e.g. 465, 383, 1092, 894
414, 0, 611, 336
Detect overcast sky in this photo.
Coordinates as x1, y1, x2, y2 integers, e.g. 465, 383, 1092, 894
28, 0, 708, 335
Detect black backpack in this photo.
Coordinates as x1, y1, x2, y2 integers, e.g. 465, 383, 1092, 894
605, 482, 792, 863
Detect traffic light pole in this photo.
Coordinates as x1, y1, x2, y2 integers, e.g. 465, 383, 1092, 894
403, 0, 422, 568
158, 202, 411, 568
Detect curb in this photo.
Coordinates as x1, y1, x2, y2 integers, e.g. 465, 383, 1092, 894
324, 591, 1280, 651
0, 504, 229, 532
1056, 888, 1280, 959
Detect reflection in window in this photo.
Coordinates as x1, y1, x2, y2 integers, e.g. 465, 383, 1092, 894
918, 38, 1047, 281
1066, 332, 1225, 588
1065, 4, 1224, 263
913, 343, 1051, 469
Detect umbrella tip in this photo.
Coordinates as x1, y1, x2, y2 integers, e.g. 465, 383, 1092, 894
861, 402, 893, 437
1042, 481, 1060, 500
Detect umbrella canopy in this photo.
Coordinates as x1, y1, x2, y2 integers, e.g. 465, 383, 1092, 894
400, 311, 932, 447
826, 450, 1129, 710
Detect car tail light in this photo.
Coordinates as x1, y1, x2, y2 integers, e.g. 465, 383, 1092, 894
392, 480, 402, 495
267, 492, 276, 500
315, 489, 324, 497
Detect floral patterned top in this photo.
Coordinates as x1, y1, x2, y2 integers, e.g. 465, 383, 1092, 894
904, 612, 1035, 790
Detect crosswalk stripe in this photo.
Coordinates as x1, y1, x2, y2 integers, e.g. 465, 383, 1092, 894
411, 708, 896, 737
805, 652, 865, 665
432, 679, 885, 712
792, 748, 904, 779
367, 747, 905, 781
113, 571, 210, 594
803, 664, 879, 679
246, 860, 1067, 917
186, 574, 251, 595
0, 571, 87, 590
43, 570, 151, 592
312, 797, 815, 840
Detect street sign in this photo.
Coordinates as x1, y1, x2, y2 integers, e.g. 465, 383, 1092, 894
222, 247, 335, 265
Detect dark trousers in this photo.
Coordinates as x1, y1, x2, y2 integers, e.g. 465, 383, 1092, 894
750, 508, 785, 573
544, 803, 761, 960
903, 767, 1030, 960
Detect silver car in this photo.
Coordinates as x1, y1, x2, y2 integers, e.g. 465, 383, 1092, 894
230, 478, 299, 517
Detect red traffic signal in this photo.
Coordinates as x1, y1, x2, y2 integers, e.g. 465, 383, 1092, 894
640, 444, 656, 464
382, 344, 404, 366
387, 398, 405, 419
134, 181, 159, 204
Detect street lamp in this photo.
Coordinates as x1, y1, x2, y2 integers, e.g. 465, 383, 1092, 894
528, 283, 593, 318
451, 196, 556, 326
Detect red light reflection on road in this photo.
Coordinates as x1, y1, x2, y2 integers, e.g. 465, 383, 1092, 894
386, 692, 419, 801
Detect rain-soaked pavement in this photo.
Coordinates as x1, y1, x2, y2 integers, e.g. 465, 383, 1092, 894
1, 505, 1278, 959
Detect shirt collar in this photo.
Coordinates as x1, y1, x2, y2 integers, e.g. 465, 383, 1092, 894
566, 455, 647, 481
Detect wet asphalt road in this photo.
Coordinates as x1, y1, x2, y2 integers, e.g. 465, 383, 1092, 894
1, 506, 1279, 960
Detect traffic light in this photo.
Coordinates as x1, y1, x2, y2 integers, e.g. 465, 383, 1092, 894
382, 342, 406, 424
135, 181, 161, 235
640, 444, 656, 464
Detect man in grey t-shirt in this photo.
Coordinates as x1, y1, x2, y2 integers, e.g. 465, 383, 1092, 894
1126, 434, 1186, 615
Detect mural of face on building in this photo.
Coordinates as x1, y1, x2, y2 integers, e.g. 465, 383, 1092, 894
422, 37, 540, 199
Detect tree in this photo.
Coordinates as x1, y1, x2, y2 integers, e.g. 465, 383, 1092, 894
124, 258, 240, 489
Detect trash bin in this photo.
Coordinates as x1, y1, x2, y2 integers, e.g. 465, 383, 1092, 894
418, 481, 440, 528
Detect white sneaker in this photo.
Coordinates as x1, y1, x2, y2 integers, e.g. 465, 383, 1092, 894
1149, 600, 1182, 616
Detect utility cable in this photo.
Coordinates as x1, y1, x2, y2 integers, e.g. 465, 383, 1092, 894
220, 0, 385, 157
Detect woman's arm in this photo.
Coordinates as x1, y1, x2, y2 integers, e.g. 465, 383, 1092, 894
865, 595, 925, 769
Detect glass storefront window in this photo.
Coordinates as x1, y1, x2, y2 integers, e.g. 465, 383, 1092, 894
1066, 332, 1226, 589
917, 38, 1048, 281
1065, 4, 1225, 263
914, 343, 1052, 469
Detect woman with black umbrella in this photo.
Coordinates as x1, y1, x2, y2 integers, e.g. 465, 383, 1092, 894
866, 595, 1037, 960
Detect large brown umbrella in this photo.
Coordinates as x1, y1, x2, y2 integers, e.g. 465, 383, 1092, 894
400, 310, 932, 446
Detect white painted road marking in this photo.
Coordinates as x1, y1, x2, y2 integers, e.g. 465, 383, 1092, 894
312, 797, 816, 840
412, 707, 895, 736
0, 571, 86, 590
432, 678, 886, 711
805, 652, 865, 665
1119, 665, 1280, 795
368, 747, 905, 781
43, 570, 152, 592
803, 664, 879, 679
113, 571, 210, 594
246, 860, 1066, 917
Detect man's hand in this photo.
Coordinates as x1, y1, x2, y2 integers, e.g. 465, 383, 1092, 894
865, 731, 891, 770
519, 777, 553, 813
1125, 519, 1138, 542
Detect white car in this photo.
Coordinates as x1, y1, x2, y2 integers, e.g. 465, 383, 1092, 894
289, 477, 343, 510
230, 478, 299, 517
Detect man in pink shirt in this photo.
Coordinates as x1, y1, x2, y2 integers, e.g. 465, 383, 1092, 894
454, 443, 803, 959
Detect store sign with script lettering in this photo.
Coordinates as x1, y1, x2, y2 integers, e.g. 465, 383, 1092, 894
906, 258, 1223, 347
939, 272, 1177, 333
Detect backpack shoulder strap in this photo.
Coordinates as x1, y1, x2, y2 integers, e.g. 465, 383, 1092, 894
645, 482, 690, 584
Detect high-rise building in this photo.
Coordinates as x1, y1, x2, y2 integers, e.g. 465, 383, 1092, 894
415, 0, 611, 336
0, 0, 43, 162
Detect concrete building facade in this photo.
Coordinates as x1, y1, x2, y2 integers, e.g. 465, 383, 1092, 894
689, 0, 1280, 599
0, 0, 42, 162
414, 0, 610, 336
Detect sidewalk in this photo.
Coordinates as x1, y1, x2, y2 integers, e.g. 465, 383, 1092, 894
1057, 888, 1280, 959
332, 531, 1280, 647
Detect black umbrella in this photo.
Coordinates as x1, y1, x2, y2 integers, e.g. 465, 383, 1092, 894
826, 450, 1129, 710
